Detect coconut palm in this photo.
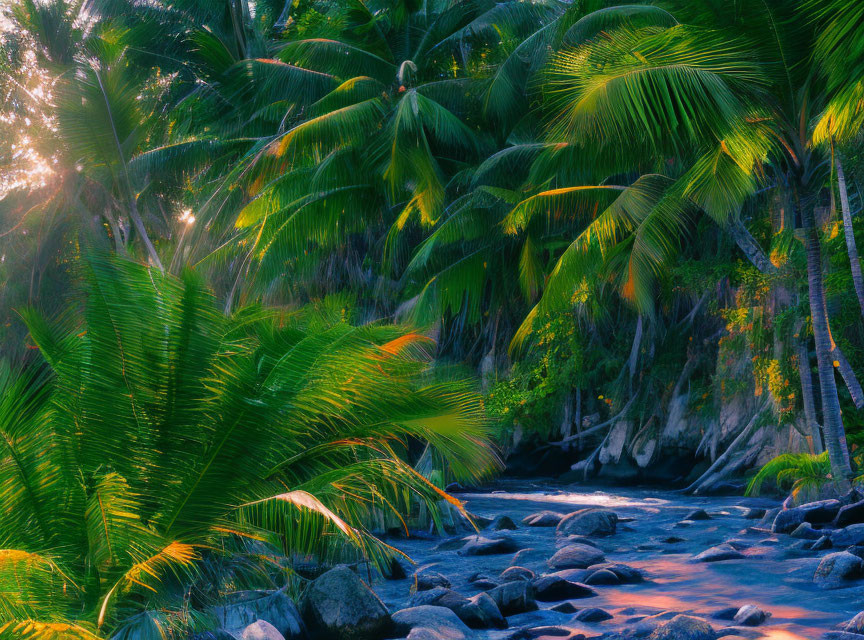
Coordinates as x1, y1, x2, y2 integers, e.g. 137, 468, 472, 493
0, 254, 497, 639
515, 0, 864, 484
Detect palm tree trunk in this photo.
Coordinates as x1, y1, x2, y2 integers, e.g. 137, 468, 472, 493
800, 193, 852, 487
836, 154, 864, 319
727, 220, 776, 274
796, 336, 823, 454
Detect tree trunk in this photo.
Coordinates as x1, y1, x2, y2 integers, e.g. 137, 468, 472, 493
800, 192, 852, 486
796, 336, 824, 453
727, 220, 776, 274
837, 155, 864, 319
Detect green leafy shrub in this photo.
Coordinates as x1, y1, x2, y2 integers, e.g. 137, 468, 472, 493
0, 256, 498, 639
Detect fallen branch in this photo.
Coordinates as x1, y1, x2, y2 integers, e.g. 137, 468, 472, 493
682, 400, 770, 495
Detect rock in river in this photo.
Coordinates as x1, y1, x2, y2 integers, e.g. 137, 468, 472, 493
813, 552, 864, 589
574, 607, 613, 622
409, 588, 505, 629
413, 571, 451, 591
693, 543, 745, 562
522, 511, 565, 527
301, 566, 391, 640
391, 605, 471, 639
547, 543, 606, 569
647, 614, 717, 640
556, 508, 618, 537
489, 515, 518, 530
488, 580, 537, 615
830, 524, 864, 547
532, 574, 596, 601
458, 535, 521, 556
733, 604, 770, 626
210, 590, 304, 639
500, 566, 535, 582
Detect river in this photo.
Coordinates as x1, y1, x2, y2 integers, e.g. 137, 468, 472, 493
373, 480, 862, 639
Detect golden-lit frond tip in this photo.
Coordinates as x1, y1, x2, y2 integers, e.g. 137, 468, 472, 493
813, 81, 864, 145
241, 490, 361, 541
97, 542, 198, 627
0, 621, 101, 640
377, 333, 435, 359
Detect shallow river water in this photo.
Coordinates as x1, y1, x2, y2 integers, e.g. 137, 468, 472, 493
373, 480, 863, 639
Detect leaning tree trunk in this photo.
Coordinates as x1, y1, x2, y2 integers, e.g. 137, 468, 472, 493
836, 154, 864, 319
800, 191, 853, 487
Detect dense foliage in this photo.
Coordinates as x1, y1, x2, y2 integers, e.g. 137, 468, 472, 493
2, 0, 864, 635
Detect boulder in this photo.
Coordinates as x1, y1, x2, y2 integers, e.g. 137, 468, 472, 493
457, 535, 520, 556
584, 568, 619, 585
836, 500, 864, 527
532, 575, 596, 601
409, 588, 504, 629
467, 573, 499, 590
547, 543, 606, 569
467, 593, 507, 629
693, 544, 745, 563
587, 562, 643, 583
301, 566, 391, 640
508, 626, 573, 640
647, 614, 717, 640
711, 607, 738, 621
556, 508, 618, 537
801, 499, 842, 524
500, 566, 535, 582
240, 622, 285, 640
813, 552, 864, 589
211, 590, 304, 639
522, 511, 565, 527
487, 580, 537, 615
551, 602, 578, 613
391, 605, 470, 638
842, 611, 864, 634
812, 535, 833, 550
790, 523, 822, 540
733, 605, 769, 626
413, 571, 451, 591
574, 607, 613, 622
685, 509, 711, 521
509, 548, 548, 568
831, 524, 864, 547
772, 508, 805, 534
434, 537, 470, 552
744, 508, 766, 520
489, 515, 517, 530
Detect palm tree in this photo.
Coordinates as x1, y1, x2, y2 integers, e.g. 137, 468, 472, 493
0, 254, 497, 639
518, 0, 864, 485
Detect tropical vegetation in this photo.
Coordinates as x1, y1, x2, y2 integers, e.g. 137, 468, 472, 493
1, 0, 864, 635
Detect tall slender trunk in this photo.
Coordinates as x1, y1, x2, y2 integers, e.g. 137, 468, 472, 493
799, 190, 852, 486
836, 154, 864, 319
727, 220, 776, 274
796, 336, 823, 454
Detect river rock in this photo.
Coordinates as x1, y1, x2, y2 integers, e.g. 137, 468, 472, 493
488, 580, 537, 615
240, 621, 285, 640
301, 566, 391, 640
801, 499, 842, 524
386, 558, 408, 580
584, 568, 619, 585
551, 602, 578, 613
841, 611, 864, 634
409, 588, 504, 629
812, 535, 833, 551
685, 509, 711, 521
500, 566, 535, 582
532, 575, 596, 601
458, 535, 520, 556
556, 508, 618, 537
548, 543, 605, 569
733, 605, 769, 626
587, 562, 644, 583
693, 543, 745, 562
468, 593, 507, 629
523, 511, 565, 527
744, 508, 766, 520
434, 537, 470, 552
831, 524, 864, 547
391, 605, 470, 638
489, 515, 517, 530
508, 626, 573, 640
468, 573, 499, 590
790, 523, 822, 540
647, 614, 717, 640
574, 607, 613, 622
836, 500, 864, 527
211, 590, 304, 639
510, 548, 548, 568
814, 552, 864, 588
413, 571, 451, 591
773, 508, 805, 534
